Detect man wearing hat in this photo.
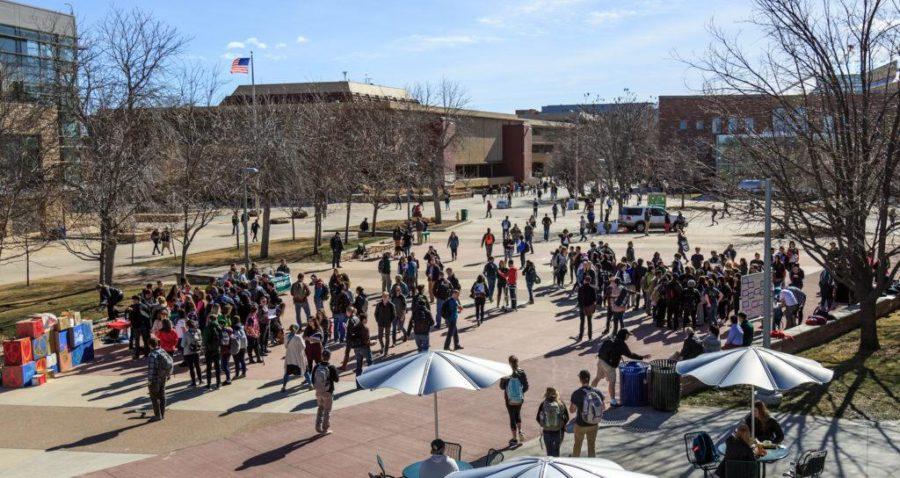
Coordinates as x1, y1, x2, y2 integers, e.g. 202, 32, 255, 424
418, 439, 459, 478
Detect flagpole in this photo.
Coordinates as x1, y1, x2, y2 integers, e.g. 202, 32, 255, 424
250, 50, 257, 127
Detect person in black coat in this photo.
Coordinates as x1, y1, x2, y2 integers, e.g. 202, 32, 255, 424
576, 277, 598, 341
373, 292, 395, 356
716, 423, 762, 478
744, 401, 785, 444
329, 232, 343, 268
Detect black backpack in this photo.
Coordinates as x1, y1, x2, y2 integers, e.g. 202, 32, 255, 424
597, 339, 614, 364
441, 300, 454, 320
691, 432, 716, 465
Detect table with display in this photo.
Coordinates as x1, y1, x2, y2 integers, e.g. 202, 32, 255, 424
717, 442, 790, 478
402, 459, 473, 478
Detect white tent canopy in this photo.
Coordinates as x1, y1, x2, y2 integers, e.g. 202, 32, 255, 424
356, 350, 510, 438
447, 457, 657, 478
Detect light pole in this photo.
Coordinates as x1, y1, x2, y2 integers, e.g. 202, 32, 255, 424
241, 167, 259, 271
762, 178, 773, 348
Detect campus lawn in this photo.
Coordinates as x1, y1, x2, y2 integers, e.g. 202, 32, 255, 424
682, 312, 900, 421
0, 278, 142, 339
143, 235, 385, 269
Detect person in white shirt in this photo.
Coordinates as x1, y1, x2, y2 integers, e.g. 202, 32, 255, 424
418, 439, 459, 478
778, 287, 799, 328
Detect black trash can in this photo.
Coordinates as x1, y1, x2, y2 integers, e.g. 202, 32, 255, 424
649, 359, 681, 412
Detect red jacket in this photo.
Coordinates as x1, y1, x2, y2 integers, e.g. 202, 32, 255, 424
500, 267, 518, 286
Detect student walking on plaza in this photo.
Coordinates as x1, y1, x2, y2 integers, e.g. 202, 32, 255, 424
499, 355, 529, 446
536, 387, 569, 457
576, 277, 597, 341
481, 228, 496, 259
374, 292, 396, 356
146, 337, 173, 421
499, 261, 519, 310
411, 285, 434, 351
470, 275, 488, 325
569, 369, 604, 457
447, 231, 460, 261
593, 329, 650, 407
442, 290, 464, 351
313, 349, 339, 435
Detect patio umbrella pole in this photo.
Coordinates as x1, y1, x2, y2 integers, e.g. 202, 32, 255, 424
434, 392, 439, 439
750, 385, 755, 442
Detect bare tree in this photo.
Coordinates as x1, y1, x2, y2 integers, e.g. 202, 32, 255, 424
159, 65, 239, 278
61, 8, 187, 285
409, 79, 469, 224
686, 0, 900, 351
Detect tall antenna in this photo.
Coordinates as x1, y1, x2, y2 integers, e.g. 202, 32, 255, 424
364, 73, 371, 84
342, 71, 348, 81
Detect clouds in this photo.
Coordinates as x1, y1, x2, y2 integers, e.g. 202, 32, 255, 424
586, 9, 638, 25
296, 36, 309, 44
222, 35, 308, 62
402, 34, 479, 51
245, 37, 267, 49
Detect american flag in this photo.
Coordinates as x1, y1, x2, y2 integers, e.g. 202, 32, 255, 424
230, 57, 250, 74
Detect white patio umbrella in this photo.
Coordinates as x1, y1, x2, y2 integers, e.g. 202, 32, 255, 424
676, 346, 833, 438
356, 350, 509, 438
447, 457, 657, 478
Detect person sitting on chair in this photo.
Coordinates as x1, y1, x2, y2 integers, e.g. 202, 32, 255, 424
355, 242, 368, 260
744, 401, 784, 444
419, 439, 459, 478
716, 423, 764, 478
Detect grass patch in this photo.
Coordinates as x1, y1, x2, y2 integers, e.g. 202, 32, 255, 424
682, 312, 900, 421
143, 236, 385, 269
0, 278, 143, 339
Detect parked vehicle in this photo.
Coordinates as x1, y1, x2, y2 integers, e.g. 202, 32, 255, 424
618, 206, 668, 232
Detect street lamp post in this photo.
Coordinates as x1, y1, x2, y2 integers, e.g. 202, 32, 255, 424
241, 167, 259, 271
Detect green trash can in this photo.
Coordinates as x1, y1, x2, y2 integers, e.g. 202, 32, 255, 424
460, 209, 468, 221
649, 359, 681, 412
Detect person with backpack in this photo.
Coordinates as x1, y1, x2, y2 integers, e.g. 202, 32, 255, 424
592, 329, 650, 407
470, 275, 488, 326
181, 319, 203, 387
282, 324, 308, 392
442, 290, 463, 351
499, 355, 529, 445
313, 349, 339, 435
482, 256, 499, 301
146, 336, 174, 421
202, 318, 223, 390
411, 285, 435, 351
433, 272, 452, 329
569, 369, 604, 457
603, 277, 629, 337
232, 322, 248, 379
536, 387, 569, 457
219, 326, 234, 386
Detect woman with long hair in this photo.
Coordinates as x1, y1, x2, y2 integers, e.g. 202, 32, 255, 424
499, 355, 529, 445
744, 401, 785, 444
535, 386, 569, 457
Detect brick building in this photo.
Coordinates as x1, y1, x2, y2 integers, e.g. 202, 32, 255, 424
222, 81, 564, 184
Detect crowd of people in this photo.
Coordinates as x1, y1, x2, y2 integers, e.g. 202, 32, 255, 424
111, 181, 818, 472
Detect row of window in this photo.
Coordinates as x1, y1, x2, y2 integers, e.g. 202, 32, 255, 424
678, 116, 756, 134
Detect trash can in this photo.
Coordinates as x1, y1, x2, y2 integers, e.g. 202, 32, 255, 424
649, 359, 681, 412
460, 209, 468, 221
619, 361, 649, 407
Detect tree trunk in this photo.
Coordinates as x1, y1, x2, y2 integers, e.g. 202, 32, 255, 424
312, 204, 320, 254
344, 195, 352, 243
291, 213, 296, 241
681, 191, 686, 208
260, 193, 272, 259
101, 240, 117, 286
431, 183, 442, 224
371, 203, 379, 237
857, 291, 881, 352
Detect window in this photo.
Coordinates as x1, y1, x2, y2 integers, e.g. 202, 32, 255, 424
743, 118, 755, 132
532, 144, 553, 154
0, 37, 16, 54
679, 119, 688, 130
727, 117, 738, 134
623, 207, 642, 216
712, 117, 722, 134
650, 208, 665, 216
695, 120, 704, 130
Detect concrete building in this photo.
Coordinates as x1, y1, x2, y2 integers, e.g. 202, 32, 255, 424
223, 81, 565, 184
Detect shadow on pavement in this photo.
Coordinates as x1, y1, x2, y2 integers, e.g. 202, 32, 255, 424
234, 434, 325, 471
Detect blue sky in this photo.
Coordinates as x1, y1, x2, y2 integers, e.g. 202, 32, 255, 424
32, 0, 759, 112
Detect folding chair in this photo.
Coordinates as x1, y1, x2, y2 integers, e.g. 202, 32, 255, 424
783, 449, 827, 477
443, 442, 462, 461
